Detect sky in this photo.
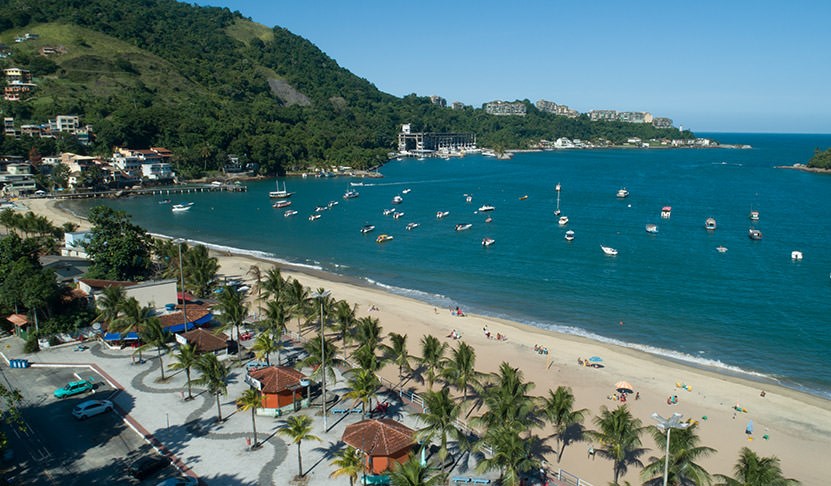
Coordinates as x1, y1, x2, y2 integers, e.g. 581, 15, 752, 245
194, 0, 831, 133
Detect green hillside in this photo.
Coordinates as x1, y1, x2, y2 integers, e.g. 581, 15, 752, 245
0, 0, 691, 176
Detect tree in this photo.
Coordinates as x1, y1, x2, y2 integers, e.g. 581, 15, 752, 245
329, 445, 364, 486
215, 286, 248, 347
714, 447, 799, 486
137, 317, 170, 381
193, 353, 229, 422
418, 335, 447, 390
84, 206, 153, 281
182, 244, 219, 298
246, 264, 264, 318
260, 267, 286, 304
261, 298, 289, 337
475, 424, 539, 486
251, 331, 280, 366
93, 285, 126, 327
389, 453, 447, 486
386, 332, 412, 383
297, 334, 345, 408
587, 405, 646, 485
415, 388, 466, 471
475, 362, 539, 434
343, 368, 380, 419
168, 343, 198, 400
278, 415, 320, 477
113, 297, 154, 334
0, 383, 23, 455
236, 388, 263, 448
541, 386, 587, 463
641, 423, 715, 486
332, 299, 357, 345
284, 278, 310, 335
441, 341, 480, 407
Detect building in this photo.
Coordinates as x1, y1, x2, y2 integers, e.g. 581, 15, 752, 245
175, 328, 229, 355
484, 100, 526, 116
244, 366, 309, 415
3, 68, 32, 83
3, 82, 36, 102
342, 419, 416, 474
535, 99, 580, 118
618, 111, 652, 124
0, 163, 37, 196
3, 117, 16, 137
62, 231, 91, 258
397, 124, 476, 156
451, 101, 465, 110
588, 110, 618, 122
652, 117, 673, 128
429, 95, 446, 107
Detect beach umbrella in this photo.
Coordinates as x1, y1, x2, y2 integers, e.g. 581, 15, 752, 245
589, 356, 603, 363
615, 381, 634, 393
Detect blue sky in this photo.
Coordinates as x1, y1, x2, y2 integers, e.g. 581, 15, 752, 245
194, 1, 830, 133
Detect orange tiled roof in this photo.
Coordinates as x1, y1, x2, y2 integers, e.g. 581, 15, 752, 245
158, 307, 211, 328
180, 328, 227, 353
342, 419, 415, 456
6, 314, 28, 327
247, 366, 306, 394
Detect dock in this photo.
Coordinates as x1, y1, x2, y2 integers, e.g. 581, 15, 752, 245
45, 183, 247, 200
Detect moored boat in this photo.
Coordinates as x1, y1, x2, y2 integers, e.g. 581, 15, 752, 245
564, 230, 575, 241
376, 234, 393, 243
791, 250, 803, 260
716, 245, 728, 253
705, 218, 717, 230
402, 188, 411, 194
392, 195, 403, 204
485, 216, 493, 223
406, 222, 420, 230
383, 208, 395, 216
171, 202, 193, 212
482, 237, 495, 247
455, 223, 473, 231
465, 194, 473, 203
558, 215, 569, 226
749, 210, 760, 221
478, 204, 495, 212
436, 211, 450, 219
360, 224, 376, 234
748, 228, 763, 240
308, 214, 321, 221
645, 224, 658, 234
283, 210, 298, 217
273, 200, 292, 209
393, 211, 404, 219
343, 189, 360, 199
616, 188, 629, 198
269, 181, 293, 199
519, 195, 528, 200
601, 245, 618, 256
661, 206, 672, 218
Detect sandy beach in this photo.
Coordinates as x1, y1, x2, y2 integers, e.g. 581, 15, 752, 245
23, 198, 831, 485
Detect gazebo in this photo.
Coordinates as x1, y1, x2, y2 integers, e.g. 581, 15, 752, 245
342, 418, 416, 474
244, 366, 309, 415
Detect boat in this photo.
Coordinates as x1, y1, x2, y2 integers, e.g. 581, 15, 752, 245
748, 228, 763, 240
716, 245, 728, 253
308, 214, 321, 221
283, 210, 298, 217
392, 195, 403, 204
273, 200, 292, 209
436, 211, 450, 219
382, 208, 394, 216
406, 222, 420, 230
791, 250, 803, 260
482, 237, 495, 247
465, 195, 473, 203
393, 211, 404, 219
171, 202, 193, 212
376, 234, 393, 243
158, 199, 171, 204
360, 224, 376, 234
485, 217, 493, 223
601, 245, 618, 256
315, 205, 328, 212
558, 216, 569, 226
478, 205, 495, 212
705, 218, 717, 230
519, 195, 528, 200
327, 200, 339, 208
645, 224, 658, 234
555, 183, 562, 215
343, 190, 360, 199
616, 188, 629, 198
402, 188, 411, 194
661, 206, 672, 219
749, 210, 760, 222
455, 223, 473, 231
564, 230, 575, 241
350, 181, 364, 187
269, 181, 293, 199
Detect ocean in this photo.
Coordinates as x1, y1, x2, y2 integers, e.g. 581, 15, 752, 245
69, 133, 831, 399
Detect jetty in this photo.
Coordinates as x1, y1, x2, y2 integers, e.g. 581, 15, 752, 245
42, 183, 247, 200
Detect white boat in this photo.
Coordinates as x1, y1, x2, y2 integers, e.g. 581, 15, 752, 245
402, 188, 411, 194
393, 211, 404, 219
705, 218, 717, 231
273, 200, 292, 209
327, 200, 339, 208
376, 234, 393, 243
343, 190, 360, 199
406, 222, 420, 230
601, 245, 618, 256
748, 228, 763, 240
485, 216, 493, 223
716, 245, 728, 253
482, 237, 495, 247
558, 216, 569, 226
436, 211, 450, 219
465, 194, 473, 203
171, 202, 193, 212
749, 210, 760, 222
555, 182, 562, 215
645, 224, 658, 234
269, 181, 293, 199
478, 205, 495, 212
308, 214, 321, 221
791, 250, 803, 260
661, 206, 672, 219
283, 210, 298, 217
350, 181, 364, 187
360, 224, 375, 234
564, 230, 575, 241
392, 195, 403, 204
315, 205, 328, 212
617, 188, 629, 198
455, 223, 473, 231
383, 208, 395, 216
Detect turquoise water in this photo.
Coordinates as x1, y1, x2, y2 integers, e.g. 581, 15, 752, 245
71, 133, 831, 399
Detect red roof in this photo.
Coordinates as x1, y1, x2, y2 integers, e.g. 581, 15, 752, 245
158, 306, 211, 328
342, 419, 415, 456
247, 366, 306, 394
180, 328, 228, 353
6, 314, 28, 327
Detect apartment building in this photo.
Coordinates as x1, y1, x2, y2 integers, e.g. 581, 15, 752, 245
485, 101, 527, 116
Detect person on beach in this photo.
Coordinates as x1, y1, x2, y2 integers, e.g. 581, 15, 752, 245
588, 444, 595, 459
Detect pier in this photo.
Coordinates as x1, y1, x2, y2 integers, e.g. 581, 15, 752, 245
43, 183, 247, 200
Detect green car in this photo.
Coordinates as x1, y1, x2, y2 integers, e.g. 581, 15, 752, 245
54, 378, 94, 398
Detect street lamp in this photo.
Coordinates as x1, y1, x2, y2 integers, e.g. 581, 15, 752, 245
311, 289, 331, 432
651, 412, 691, 486
174, 239, 187, 332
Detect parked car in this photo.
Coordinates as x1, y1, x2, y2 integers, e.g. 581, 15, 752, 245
72, 399, 113, 420
128, 455, 170, 479
54, 378, 94, 398
156, 476, 198, 486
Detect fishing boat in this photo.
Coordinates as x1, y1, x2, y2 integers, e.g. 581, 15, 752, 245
343, 189, 360, 199
283, 210, 298, 217
455, 223, 473, 231
273, 200, 292, 209
749, 210, 760, 222
436, 211, 450, 219
716, 245, 728, 253
360, 224, 376, 234
376, 234, 393, 243
393, 212, 404, 219
601, 245, 618, 256
705, 218, 717, 231
171, 202, 193, 212
478, 204, 495, 212
402, 188, 411, 194
558, 215, 569, 226
482, 237, 495, 247
308, 214, 321, 221
748, 228, 763, 240
661, 206, 672, 219
269, 181, 294, 199
392, 195, 403, 204
555, 183, 562, 215
645, 224, 658, 234
406, 222, 420, 230
564, 230, 575, 241
616, 188, 629, 198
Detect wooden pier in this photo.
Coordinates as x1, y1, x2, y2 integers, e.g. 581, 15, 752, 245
47, 183, 247, 200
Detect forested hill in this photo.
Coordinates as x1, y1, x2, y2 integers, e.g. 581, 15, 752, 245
0, 0, 691, 176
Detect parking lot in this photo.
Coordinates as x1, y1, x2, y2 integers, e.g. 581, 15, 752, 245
1, 365, 177, 485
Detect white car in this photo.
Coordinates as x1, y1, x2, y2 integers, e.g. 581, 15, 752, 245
72, 399, 113, 420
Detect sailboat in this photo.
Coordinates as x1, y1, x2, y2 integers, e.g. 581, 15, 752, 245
269, 180, 294, 199
554, 182, 562, 215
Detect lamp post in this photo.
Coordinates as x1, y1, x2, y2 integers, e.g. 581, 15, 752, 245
311, 289, 331, 432
651, 412, 691, 486
174, 239, 187, 332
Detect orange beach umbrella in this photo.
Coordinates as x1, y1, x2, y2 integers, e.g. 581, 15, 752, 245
615, 381, 634, 393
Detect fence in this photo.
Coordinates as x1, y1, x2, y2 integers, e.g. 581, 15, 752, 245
553, 468, 593, 486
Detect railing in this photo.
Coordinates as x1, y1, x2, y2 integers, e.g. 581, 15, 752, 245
554, 468, 593, 486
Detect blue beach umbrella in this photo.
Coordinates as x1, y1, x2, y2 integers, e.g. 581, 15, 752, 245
589, 356, 603, 363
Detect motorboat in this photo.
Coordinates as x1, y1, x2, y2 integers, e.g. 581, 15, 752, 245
376, 234, 393, 243
350, 181, 364, 187
558, 215, 569, 226
661, 206, 672, 219
383, 208, 395, 216
616, 188, 629, 198
158, 199, 171, 204
705, 218, 717, 231
749, 210, 760, 222
360, 224, 376, 234
315, 205, 328, 212
393, 212, 404, 219
455, 223, 473, 231
478, 204, 495, 212
436, 211, 450, 219
402, 188, 411, 194
343, 190, 360, 199
273, 200, 292, 209
564, 230, 575, 241
327, 200, 339, 208
645, 224, 658, 234
519, 195, 528, 200
601, 245, 618, 256
269, 181, 293, 199
482, 237, 495, 247
283, 210, 298, 217
791, 250, 803, 260
308, 214, 321, 221
171, 202, 193, 212
465, 194, 473, 203
485, 217, 493, 223
406, 222, 419, 230
748, 228, 763, 240
716, 245, 728, 253
392, 195, 403, 204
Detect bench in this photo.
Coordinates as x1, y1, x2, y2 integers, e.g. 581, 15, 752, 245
472, 479, 491, 485
350, 407, 363, 413
331, 407, 348, 414
451, 478, 471, 484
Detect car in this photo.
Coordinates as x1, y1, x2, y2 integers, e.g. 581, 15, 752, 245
72, 399, 113, 420
53, 378, 94, 398
128, 455, 171, 479
156, 477, 199, 486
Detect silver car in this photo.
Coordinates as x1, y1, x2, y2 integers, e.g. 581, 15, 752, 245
72, 399, 113, 419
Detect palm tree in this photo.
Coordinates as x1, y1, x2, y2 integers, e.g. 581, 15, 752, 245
352, 316, 388, 373
215, 286, 249, 346
387, 332, 413, 383
260, 267, 287, 303
475, 362, 539, 434
251, 331, 279, 366
246, 264, 264, 318
168, 343, 198, 399
441, 341, 480, 407
641, 423, 715, 486
278, 415, 321, 477
284, 278, 310, 335
344, 368, 380, 419
587, 404, 646, 485
298, 334, 345, 409
137, 317, 169, 381
475, 424, 539, 486
714, 447, 799, 486
332, 299, 358, 345
113, 297, 154, 334
419, 335, 447, 390
182, 244, 219, 298
261, 298, 289, 337
541, 386, 588, 462
93, 285, 126, 327
193, 353, 230, 421
389, 453, 447, 486
330, 445, 364, 486
415, 388, 466, 471
236, 388, 263, 448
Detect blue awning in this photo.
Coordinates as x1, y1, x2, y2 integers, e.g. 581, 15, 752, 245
103, 331, 139, 341
164, 321, 196, 333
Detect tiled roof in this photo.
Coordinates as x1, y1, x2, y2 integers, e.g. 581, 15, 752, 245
6, 313, 28, 327
247, 366, 306, 394
158, 306, 211, 328
180, 328, 227, 353
342, 419, 415, 456
78, 278, 137, 289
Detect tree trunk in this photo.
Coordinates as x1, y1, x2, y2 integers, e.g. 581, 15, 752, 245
216, 394, 223, 421
297, 442, 303, 476
185, 368, 192, 399
250, 409, 258, 447
158, 349, 165, 380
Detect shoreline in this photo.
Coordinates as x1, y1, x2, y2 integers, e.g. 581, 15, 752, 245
21, 198, 831, 485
